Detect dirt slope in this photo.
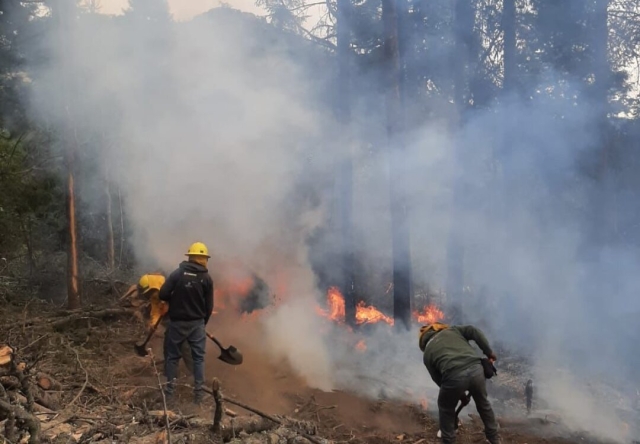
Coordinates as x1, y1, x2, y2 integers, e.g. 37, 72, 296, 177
0, 291, 626, 444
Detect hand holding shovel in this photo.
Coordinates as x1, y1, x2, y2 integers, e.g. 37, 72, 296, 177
134, 315, 164, 357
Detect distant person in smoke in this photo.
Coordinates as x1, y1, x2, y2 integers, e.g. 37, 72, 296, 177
159, 242, 214, 405
419, 322, 501, 444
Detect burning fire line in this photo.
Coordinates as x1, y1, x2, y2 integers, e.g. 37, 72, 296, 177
316, 286, 445, 326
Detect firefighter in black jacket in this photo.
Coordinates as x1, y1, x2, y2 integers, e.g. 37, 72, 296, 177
159, 242, 214, 404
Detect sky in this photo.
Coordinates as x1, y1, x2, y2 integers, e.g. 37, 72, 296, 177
98, 0, 266, 20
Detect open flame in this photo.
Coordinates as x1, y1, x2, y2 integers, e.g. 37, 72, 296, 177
413, 305, 445, 324
315, 286, 346, 320
355, 301, 394, 325
316, 286, 445, 326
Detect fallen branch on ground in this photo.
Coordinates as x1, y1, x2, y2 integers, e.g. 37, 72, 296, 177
220, 415, 277, 441
64, 342, 88, 409
0, 398, 41, 444
198, 386, 324, 444
5, 308, 135, 330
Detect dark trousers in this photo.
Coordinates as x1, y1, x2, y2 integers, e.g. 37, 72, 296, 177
438, 364, 500, 444
163, 319, 206, 398
163, 336, 194, 376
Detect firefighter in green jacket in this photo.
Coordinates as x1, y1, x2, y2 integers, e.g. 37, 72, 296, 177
419, 322, 501, 444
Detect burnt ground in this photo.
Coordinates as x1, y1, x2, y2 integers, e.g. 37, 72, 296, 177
0, 282, 634, 444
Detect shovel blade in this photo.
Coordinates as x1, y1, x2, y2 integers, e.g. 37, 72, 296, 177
218, 347, 243, 366
134, 344, 149, 357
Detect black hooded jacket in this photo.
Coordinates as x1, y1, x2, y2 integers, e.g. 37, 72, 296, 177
159, 261, 214, 324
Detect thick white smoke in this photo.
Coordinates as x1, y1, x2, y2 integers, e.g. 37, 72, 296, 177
26, 2, 640, 442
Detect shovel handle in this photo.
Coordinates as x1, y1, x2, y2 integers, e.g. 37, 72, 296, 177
137, 314, 165, 348
206, 332, 224, 350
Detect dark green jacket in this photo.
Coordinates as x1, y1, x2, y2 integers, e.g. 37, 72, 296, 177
419, 325, 494, 387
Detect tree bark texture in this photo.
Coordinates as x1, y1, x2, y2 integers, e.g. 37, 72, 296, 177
56, 0, 81, 309
502, 0, 516, 92
336, 0, 356, 327
105, 171, 115, 271
592, 0, 612, 245
445, 0, 475, 306
382, 0, 412, 331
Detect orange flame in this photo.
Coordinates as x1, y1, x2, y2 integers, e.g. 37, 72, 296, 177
413, 305, 445, 324
355, 301, 394, 326
317, 286, 445, 327
316, 286, 346, 321
209, 274, 258, 316
355, 339, 367, 352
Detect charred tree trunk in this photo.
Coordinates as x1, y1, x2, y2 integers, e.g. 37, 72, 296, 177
105, 170, 115, 271
336, 0, 356, 327
56, 0, 81, 309
502, 0, 516, 92
382, 0, 412, 330
445, 0, 475, 311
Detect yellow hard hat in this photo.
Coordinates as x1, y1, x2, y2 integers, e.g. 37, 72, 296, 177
138, 274, 166, 295
186, 242, 210, 258
138, 275, 150, 294
419, 322, 449, 337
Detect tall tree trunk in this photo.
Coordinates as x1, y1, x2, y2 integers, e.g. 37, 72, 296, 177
118, 186, 126, 267
336, 0, 356, 326
592, 0, 611, 245
502, 0, 516, 92
20, 218, 36, 280
382, 0, 412, 330
65, 155, 80, 309
56, 0, 81, 309
445, 0, 474, 313
105, 170, 115, 271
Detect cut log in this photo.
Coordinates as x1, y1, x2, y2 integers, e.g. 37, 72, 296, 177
15, 394, 55, 414
0, 346, 13, 366
36, 373, 62, 391
0, 376, 20, 390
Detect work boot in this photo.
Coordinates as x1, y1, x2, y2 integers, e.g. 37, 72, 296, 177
193, 392, 203, 406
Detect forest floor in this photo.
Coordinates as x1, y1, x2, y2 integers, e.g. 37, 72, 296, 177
0, 279, 634, 444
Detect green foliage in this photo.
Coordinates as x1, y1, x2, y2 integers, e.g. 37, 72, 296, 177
0, 133, 63, 258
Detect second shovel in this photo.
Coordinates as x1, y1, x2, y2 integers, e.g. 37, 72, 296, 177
206, 332, 243, 365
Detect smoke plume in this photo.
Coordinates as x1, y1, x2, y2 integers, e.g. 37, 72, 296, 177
26, 1, 640, 442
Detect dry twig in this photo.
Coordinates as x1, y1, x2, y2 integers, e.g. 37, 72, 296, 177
149, 350, 171, 444
65, 343, 88, 409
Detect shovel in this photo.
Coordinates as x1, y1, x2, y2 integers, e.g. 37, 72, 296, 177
206, 332, 243, 365
134, 315, 164, 357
